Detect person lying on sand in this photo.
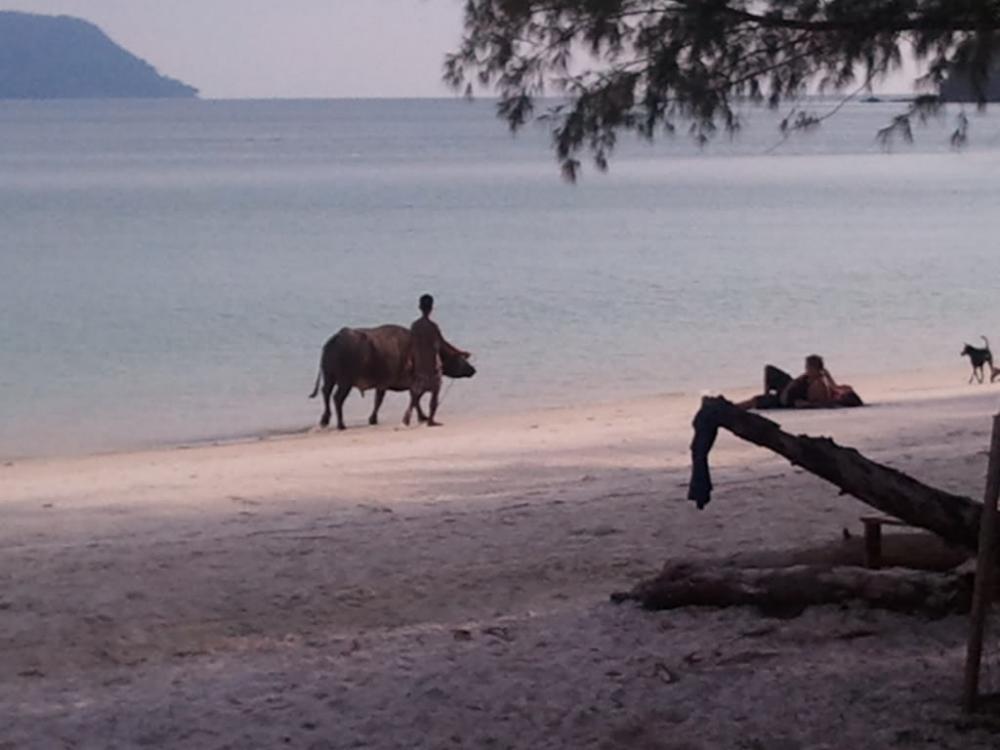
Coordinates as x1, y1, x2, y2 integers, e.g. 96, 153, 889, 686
738, 354, 863, 410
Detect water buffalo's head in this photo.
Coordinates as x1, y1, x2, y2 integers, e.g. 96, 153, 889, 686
442, 351, 476, 379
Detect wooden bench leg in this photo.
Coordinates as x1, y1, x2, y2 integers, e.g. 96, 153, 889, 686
864, 521, 883, 570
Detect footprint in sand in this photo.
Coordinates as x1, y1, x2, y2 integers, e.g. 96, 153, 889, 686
571, 525, 621, 538
357, 503, 394, 514
230, 495, 262, 507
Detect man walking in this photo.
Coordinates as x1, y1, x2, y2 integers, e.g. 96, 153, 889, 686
404, 294, 467, 427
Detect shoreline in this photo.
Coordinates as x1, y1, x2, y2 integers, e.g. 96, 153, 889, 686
1, 363, 990, 467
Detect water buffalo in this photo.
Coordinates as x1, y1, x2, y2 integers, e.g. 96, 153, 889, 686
308, 324, 475, 430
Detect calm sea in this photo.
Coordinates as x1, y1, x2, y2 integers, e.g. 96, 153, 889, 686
2, 98, 1000, 458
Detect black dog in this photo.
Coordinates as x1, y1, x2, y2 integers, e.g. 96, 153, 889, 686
961, 336, 1000, 384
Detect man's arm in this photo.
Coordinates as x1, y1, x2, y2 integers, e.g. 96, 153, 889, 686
435, 323, 469, 358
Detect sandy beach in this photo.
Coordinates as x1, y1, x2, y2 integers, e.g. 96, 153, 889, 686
3, 372, 1000, 749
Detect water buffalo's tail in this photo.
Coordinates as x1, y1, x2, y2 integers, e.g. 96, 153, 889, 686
308, 366, 323, 399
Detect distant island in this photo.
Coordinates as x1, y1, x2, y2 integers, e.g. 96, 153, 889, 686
0, 11, 197, 99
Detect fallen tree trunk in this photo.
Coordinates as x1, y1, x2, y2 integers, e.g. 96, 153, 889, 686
689, 397, 984, 550
613, 560, 974, 617
615, 399, 987, 617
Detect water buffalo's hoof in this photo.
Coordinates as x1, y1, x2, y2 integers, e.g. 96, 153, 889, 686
337, 424, 346, 431
369, 417, 378, 426
320, 417, 331, 428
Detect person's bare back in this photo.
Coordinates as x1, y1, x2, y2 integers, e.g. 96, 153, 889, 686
410, 316, 443, 379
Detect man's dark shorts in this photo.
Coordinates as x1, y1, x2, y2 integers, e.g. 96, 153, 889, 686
411, 372, 442, 396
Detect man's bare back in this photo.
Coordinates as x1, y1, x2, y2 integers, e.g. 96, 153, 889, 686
410, 316, 444, 379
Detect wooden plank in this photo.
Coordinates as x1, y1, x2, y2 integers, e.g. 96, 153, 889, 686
860, 515, 909, 527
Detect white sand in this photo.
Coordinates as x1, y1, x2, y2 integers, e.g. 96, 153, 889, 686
3, 371, 1000, 749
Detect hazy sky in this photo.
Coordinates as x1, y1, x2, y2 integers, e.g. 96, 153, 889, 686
0, 1, 465, 98
1, 1, 919, 99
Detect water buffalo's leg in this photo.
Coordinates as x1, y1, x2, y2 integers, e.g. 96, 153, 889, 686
333, 383, 351, 431
319, 379, 334, 428
369, 389, 386, 426
416, 402, 429, 423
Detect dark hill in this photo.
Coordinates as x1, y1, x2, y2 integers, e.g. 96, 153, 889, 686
0, 11, 197, 99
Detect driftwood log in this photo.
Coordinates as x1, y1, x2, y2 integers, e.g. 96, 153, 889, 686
613, 560, 974, 616
614, 537, 975, 615
689, 396, 984, 550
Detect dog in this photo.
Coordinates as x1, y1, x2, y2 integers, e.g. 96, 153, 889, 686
961, 336, 1000, 384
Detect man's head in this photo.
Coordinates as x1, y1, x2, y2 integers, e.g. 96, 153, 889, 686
419, 294, 434, 315
805, 354, 825, 377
